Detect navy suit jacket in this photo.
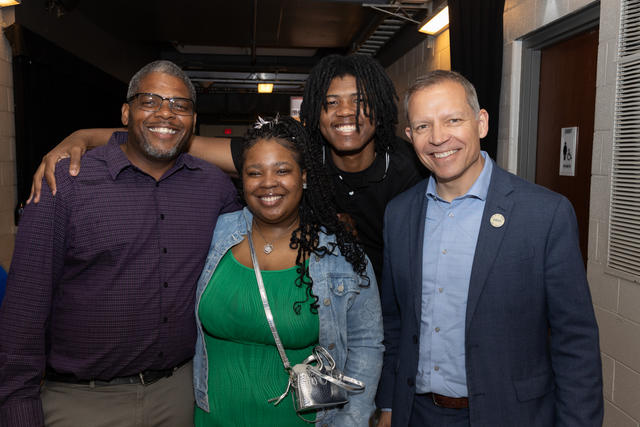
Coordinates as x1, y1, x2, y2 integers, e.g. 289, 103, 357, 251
376, 163, 603, 426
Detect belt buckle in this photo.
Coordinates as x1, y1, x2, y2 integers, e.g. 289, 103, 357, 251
139, 369, 169, 386
430, 393, 442, 408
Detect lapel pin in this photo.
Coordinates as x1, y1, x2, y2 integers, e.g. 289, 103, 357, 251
490, 213, 505, 228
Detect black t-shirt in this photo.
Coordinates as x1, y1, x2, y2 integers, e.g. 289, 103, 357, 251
324, 137, 427, 282
230, 136, 428, 282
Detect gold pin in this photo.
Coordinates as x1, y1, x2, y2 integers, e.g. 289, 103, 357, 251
490, 213, 505, 228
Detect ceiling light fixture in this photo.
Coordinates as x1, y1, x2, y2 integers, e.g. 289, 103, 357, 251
418, 5, 449, 35
258, 83, 273, 93
0, 0, 21, 6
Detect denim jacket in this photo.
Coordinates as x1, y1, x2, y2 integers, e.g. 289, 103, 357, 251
194, 208, 384, 426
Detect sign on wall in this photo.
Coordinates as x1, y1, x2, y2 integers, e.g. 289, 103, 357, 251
559, 126, 578, 176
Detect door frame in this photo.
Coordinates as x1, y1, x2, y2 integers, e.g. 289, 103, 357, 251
517, 2, 600, 182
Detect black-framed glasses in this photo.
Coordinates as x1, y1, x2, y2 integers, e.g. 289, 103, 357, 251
126, 93, 195, 116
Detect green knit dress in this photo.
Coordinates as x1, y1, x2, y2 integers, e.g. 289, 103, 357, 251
195, 250, 318, 426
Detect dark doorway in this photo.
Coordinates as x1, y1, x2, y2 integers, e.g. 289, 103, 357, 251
7, 25, 125, 207
517, 3, 600, 267
534, 28, 598, 265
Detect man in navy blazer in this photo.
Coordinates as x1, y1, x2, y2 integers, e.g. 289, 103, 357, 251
376, 71, 602, 426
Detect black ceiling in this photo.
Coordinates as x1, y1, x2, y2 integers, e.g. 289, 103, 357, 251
12, 0, 432, 124
54, 0, 430, 94
75, 0, 381, 53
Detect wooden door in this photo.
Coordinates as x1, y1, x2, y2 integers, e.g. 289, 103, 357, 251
535, 28, 599, 265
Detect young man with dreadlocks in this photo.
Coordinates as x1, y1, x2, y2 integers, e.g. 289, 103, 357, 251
299, 54, 427, 281
29, 54, 427, 282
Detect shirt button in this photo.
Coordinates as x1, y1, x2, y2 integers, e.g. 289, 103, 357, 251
448, 212, 454, 217
328, 343, 335, 350
160, 214, 165, 220
442, 249, 447, 255
434, 366, 439, 371
323, 298, 331, 306
337, 284, 344, 292
163, 282, 168, 288
156, 182, 160, 187
439, 288, 443, 293
435, 327, 440, 332
163, 317, 168, 323
163, 248, 168, 254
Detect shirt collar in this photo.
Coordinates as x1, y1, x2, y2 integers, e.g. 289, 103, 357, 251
426, 151, 492, 202
103, 131, 199, 180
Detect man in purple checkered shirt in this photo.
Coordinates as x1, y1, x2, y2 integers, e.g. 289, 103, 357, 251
0, 61, 240, 427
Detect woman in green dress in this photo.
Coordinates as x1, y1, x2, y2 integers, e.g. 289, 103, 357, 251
193, 116, 384, 426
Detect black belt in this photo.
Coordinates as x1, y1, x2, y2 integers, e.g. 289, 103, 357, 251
46, 359, 190, 387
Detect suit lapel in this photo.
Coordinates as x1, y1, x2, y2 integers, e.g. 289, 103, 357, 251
465, 166, 514, 331
409, 185, 428, 322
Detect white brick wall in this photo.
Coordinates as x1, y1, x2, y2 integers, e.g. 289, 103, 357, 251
502, 0, 640, 425
386, 30, 451, 136
587, 0, 640, 424
0, 7, 15, 271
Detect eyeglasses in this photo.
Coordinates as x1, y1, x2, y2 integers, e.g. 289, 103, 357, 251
126, 93, 195, 116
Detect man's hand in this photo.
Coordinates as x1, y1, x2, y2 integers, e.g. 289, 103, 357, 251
27, 129, 114, 203
28, 144, 82, 203
376, 411, 392, 427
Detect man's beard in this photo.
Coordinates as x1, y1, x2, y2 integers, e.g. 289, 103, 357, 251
140, 135, 189, 161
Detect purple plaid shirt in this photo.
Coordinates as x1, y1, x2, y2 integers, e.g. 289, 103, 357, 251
0, 132, 240, 426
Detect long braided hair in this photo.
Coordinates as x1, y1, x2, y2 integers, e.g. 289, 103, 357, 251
241, 116, 370, 314
300, 54, 399, 154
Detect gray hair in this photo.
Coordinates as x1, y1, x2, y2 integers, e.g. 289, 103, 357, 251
127, 60, 196, 103
404, 70, 480, 122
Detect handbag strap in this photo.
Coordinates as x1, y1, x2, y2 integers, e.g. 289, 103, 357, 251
247, 220, 364, 402
306, 365, 365, 391
306, 346, 365, 391
247, 225, 292, 371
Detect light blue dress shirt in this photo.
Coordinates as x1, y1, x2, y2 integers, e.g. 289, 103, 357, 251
415, 151, 492, 397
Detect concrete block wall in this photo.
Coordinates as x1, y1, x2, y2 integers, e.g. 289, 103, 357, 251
590, 0, 640, 425
0, 7, 16, 271
386, 29, 451, 135
501, 0, 640, 425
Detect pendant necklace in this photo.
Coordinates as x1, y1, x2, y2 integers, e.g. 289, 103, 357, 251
252, 220, 298, 255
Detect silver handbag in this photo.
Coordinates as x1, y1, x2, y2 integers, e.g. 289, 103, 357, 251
247, 225, 364, 423
286, 346, 364, 412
